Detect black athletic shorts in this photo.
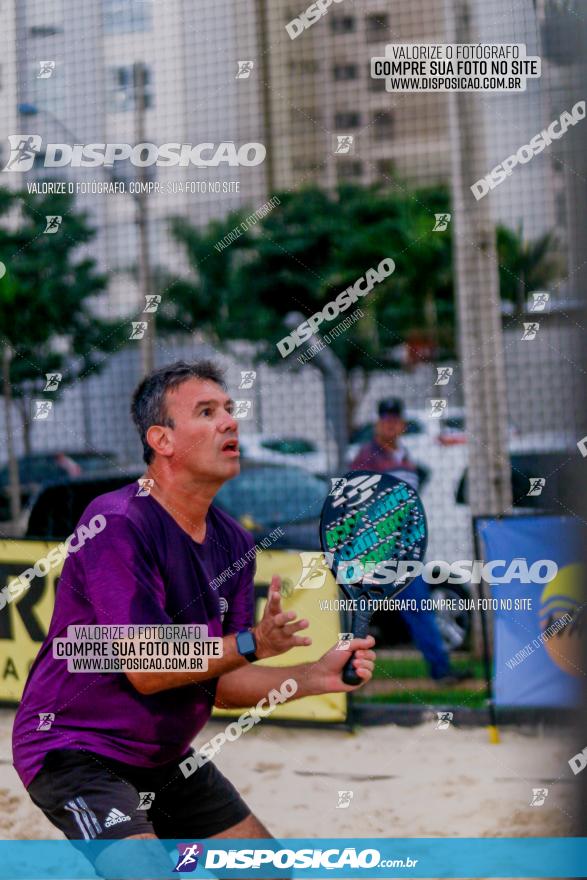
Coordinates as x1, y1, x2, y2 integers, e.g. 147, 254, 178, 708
27, 748, 251, 840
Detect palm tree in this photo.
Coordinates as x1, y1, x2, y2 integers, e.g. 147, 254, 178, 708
497, 224, 564, 315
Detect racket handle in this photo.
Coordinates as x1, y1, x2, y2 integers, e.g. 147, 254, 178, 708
342, 605, 371, 687
342, 655, 363, 686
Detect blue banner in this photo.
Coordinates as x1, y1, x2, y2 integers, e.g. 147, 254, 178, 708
0, 838, 585, 878
476, 515, 582, 707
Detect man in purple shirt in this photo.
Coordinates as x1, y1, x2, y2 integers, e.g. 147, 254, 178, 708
12, 360, 375, 846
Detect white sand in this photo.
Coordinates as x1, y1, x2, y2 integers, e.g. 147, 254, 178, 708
0, 709, 576, 840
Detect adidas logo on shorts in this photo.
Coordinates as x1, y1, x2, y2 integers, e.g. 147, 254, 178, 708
104, 807, 131, 828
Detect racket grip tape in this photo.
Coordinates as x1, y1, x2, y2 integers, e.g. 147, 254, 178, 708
342, 604, 372, 687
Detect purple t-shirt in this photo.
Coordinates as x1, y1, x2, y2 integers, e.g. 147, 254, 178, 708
12, 483, 255, 787
350, 441, 420, 490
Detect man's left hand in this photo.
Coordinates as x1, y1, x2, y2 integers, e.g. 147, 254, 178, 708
308, 636, 376, 693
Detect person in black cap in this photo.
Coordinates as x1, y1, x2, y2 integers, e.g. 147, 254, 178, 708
350, 397, 470, 685
350, 398, 420, 489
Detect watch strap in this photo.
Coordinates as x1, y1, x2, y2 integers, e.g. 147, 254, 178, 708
236, 629, 258, 662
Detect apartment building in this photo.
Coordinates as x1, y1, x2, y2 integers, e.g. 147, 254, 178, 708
261, 0, 451, 190
2, 0, 566, 318
8, 0, 267, 317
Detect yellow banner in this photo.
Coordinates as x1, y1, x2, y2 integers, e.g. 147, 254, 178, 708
0, 541, 347, 722
0, 540, 60, 701
214, 550, 347, 722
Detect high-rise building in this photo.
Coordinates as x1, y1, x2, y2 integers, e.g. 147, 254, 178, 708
0, 0, 19, 186
261, 0, 451, 190
2, 0, 568, 317
8, 0, 268, 318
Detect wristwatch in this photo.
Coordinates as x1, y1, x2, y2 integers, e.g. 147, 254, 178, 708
236, 629, 258, 662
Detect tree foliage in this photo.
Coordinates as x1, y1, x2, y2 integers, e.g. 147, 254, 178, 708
161, 184, 563, 373
0, 187, 127, 448
164, 183, 455, 368
496, 224, 563, 314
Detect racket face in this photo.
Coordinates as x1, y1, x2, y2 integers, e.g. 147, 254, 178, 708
319, 471, 428, 600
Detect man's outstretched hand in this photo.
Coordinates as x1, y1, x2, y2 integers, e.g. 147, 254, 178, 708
251, 577, 375, 695
253, 576, 312, 659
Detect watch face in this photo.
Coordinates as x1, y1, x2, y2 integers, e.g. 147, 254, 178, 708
238, 631, 256, 655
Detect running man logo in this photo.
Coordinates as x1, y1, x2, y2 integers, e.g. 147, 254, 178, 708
174, 844, 203, 873
329, 477, 347, 499
336, 790, 354, 809
236, 60, 254, 79
239, 370, 256, 390
233, 400, 252, 419
331, 474, 382, 509
37, 712, 55, 731
3, 135, 42, 172
334, 135, 354, 154
137, 791, 156, 810
33, 400, 53, 420
433, 213, 451, 231
435, 711, 453, 730
43, 373, 62, 391
527, 477, 546, 497
435, 366, 453, 386
336, 633, 353, 651
529, 787, 549, 806
129, 321, 148, 340
429, 399, 447, 418
136, 479, 154, 497
522, 322, 539, 340
143, 295, 161, 313
44, 215, 62, 234
37, 60, 56, 79
297, 553, 329, 590
530, 292, 550, 312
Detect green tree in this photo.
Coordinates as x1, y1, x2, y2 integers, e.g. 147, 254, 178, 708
163, 184, 563, 429
497, 224, 563, 315
163, 185, 454, 350
0, 187, 126, 456
163, 183, 454, 426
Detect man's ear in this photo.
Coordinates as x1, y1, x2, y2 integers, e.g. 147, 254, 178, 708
146, 424, 173, 459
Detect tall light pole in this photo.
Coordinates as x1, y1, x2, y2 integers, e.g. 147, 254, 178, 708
133, 62, 155, 375
444, 0, 512, 740
443, 0, 513, 518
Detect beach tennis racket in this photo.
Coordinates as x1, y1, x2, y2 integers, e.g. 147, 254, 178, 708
320, 471, 428, 686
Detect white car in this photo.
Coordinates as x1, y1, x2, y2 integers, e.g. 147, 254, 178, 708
238, 434, 329, 475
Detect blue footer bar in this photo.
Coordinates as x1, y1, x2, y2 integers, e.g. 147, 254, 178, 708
0, 838, 585, 878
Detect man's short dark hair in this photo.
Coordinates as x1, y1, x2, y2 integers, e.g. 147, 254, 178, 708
131, 360, 227, 464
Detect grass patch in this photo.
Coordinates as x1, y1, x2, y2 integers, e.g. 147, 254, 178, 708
374, 656, 485, 681
356, 689, 488, 708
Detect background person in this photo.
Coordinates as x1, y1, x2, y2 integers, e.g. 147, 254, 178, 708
350, 397, 469, 684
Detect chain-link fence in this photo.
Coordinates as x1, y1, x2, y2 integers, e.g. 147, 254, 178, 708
0, 0, 586, 848
1, 0, 585, 563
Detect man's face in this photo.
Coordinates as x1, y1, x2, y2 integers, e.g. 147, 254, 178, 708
160, 378, 240, 483
375, 414, 405, 446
